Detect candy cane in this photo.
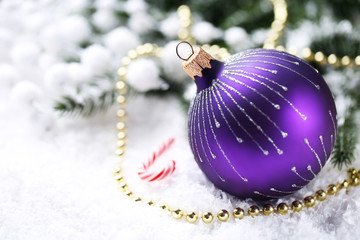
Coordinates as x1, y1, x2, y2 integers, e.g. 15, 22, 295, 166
138, 138, 176, 182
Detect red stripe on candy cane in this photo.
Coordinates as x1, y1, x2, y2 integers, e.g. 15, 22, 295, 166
138, 138, 176, 182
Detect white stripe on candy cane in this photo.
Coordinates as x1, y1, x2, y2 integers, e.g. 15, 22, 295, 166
138, 138, 176, 182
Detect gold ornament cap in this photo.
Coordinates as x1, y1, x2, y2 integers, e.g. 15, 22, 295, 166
176, 41, 215, 80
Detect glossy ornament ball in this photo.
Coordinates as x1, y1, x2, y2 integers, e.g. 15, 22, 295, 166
183, 46, 337, 199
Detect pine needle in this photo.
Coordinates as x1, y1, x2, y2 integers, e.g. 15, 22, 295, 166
331, 110, 357, 169
54, 89, 116, 117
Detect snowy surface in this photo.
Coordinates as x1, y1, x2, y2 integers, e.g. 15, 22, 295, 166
1, 0, 360, 240
2, 92, 360, 240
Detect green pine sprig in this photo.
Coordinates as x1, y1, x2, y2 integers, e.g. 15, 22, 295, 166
331, 84, 360, 169
54, 89, 116, 117
331, 110, 357, 169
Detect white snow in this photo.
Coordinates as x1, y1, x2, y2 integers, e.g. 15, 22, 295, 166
0, 0, 359, 239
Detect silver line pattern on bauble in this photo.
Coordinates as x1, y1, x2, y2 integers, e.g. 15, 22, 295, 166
205, 88, 248, 182
196, 92, 212, 163
329, 110, 337, 137
319, 135, 328, 160
307, 165, 317, 177
222, 74, 280, 110
270, 188, 297, 194
225, 67, 287, 91
190, 94, 203, 163
291, 166, 311, 182
254, 191, 281, 199
214, 82, 283, 155
199, 91, 226, 182
201, 91, 216, 159
292, 183, 305, 189
217, 80, 288, 138
239, 54, 300, 65
304, 138, 323, 169
211, 84, 268, 155
246, 49, 321, 75
223, 69, 307, 120
210, 86, 243, 144
225, 57, 320, 90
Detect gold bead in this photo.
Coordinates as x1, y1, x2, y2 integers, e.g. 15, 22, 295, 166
301, 48, 313, 60
117, 140, 126, 148
248, 206, 260, 217
117, 109, 126, 118
315, 190, 327, 201
172, 208, 183, 219
119, 182, 128, 191
147, 200, 155, 207
121, 57, 131, 67
263, 42, 275, 49
186, 211, 198, 223
178, 29, 190, 41
117, 67, 127, 77
339, 180, 349, 190
304, 196, 316, 207
114, 166, 122, 174
314, 51, 326, 64
209, 44, 220, 53
202, 212, 214, 223
117, 95, 126, 105
275, 45, 286, 52
288, 46, 298, 55
347, 168, 358, 177
350, 176, 360, 186
116, 83, 127, 95
134, 197, 142, 202
327, 54, 338, 65
114, 173, 123, 182
128, 50, 138, 59
327, 184, 338, 195
160, 204, 170, 211
202, 44, 210, 50
355, 56, 360, 66
124, 190, 134, 198
233, 207, 245, 219
143, 43, 154, 53
217, 209, 229, 222
180, 19, 191, 28
117, 122, 125, 131
341, 56, 351, 66
277, 203, 289, 215
136, 45, 146, 55
263, 204, 275, 216
115, 148, 125, 156
291, 200, 303, 212
117, 132, 126, 140
177, 5, 191, 17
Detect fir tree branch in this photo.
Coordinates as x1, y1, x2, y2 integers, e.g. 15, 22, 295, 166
331, 85, 360, 169
331, 110, 357, 169
54, 89, 116, 117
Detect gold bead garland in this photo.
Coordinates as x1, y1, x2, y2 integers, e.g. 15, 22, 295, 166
177, 5, 195, 44
274, 46, 360, 68
114, 2, 360, 224
263, 0, 288, 49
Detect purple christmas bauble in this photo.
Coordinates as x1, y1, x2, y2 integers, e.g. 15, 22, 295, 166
186, 48, 337, 199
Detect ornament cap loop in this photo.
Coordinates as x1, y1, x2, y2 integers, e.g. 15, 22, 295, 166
176, 41, 215, 80
176, 41, 194, 61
